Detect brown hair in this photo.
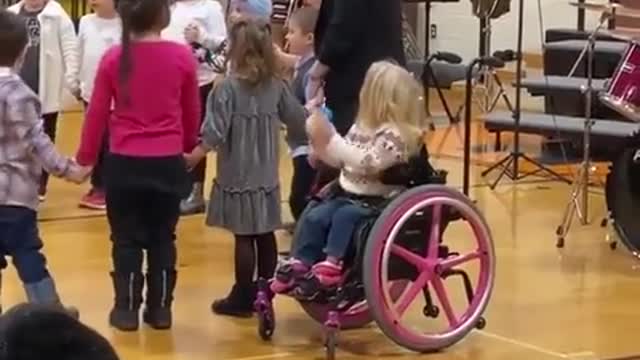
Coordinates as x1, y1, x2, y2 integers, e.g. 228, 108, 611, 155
288, 6, 318, 34
228, 18, 276, 86
116, 0, 171, 105
0, 10, 28, 67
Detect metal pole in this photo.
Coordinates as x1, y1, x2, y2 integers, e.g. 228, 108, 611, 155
512, 0, 524, 178
578, 0, 586, 30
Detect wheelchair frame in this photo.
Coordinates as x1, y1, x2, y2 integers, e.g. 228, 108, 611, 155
255, 162, 496, 359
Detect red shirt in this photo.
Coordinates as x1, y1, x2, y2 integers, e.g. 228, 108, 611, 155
76, 41, 200, 166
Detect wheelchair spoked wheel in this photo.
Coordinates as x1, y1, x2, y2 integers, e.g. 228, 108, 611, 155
297, 280, 409, 330
363, 185, 495, 353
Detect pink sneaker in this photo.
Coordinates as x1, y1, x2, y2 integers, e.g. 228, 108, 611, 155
79, 189, 106, 210
312, 261, 343, 286
270, 259, 309, 294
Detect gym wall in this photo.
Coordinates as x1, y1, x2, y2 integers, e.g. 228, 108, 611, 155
417, 0, 602, 62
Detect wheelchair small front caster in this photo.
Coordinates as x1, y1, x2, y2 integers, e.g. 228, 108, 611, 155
255, 279, 275, 341
609, 241, 617, 250
423, 305, 439, 318
324, 311, 340, 360
475, 317, 486, 330
555, 225, 564, 248
601, 218, 608, 227
325, 329, 337, 360
257, 307, 275, 341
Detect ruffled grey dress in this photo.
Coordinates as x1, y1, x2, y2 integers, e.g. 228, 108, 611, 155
201, 76, 308, 235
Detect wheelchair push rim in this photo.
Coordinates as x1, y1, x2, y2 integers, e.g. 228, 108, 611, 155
363, 185, 495, 353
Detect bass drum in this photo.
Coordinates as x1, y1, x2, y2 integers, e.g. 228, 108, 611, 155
606, 147, 640, 257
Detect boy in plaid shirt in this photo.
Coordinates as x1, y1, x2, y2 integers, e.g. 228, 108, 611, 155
0, 9, 90, 316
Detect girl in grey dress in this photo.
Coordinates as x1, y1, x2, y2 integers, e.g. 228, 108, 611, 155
184, 18, 308, 317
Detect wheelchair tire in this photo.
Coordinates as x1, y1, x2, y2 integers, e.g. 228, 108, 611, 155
363, 185, 496, 353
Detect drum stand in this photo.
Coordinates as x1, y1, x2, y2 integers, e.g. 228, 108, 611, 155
555, 24, 600, 248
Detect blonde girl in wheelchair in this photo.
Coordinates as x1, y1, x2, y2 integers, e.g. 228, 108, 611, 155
271, 60, 424, 298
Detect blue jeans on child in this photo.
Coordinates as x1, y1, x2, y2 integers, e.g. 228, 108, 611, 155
0, 206, 49, 283
292, 197, 374, 265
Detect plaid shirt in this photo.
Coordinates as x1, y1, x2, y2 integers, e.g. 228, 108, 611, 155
0, 68, 72, 210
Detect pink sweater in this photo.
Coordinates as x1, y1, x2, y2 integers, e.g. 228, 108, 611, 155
76, 41, 200, 166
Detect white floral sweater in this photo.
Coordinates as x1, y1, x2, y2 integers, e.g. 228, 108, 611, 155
322, 123, 408, 198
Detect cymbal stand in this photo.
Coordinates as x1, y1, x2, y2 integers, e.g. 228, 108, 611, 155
567, 12, 611, 78
555, 23, 598, 248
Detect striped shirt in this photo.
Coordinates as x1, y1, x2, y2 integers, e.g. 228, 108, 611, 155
0, 68, 72, 210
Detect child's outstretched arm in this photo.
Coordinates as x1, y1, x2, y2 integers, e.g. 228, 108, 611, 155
308, 114, 405, 174
76, 54, 112, 167
277, 81, 308, 151
198, 78, 233, 151
7, 90, 89, 183
181, 54, 201, 153
58, 9, 80, 97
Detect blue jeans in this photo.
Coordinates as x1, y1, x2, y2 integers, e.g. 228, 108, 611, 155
292, 198, 374, 265
0, 206, 49, 283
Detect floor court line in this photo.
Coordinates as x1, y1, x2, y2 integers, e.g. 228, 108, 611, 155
226, 352, 295, 360
477, 330, 580, 359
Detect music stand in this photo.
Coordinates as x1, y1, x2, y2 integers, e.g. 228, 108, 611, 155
480, 0, 568, 189
403, 0, 460, 113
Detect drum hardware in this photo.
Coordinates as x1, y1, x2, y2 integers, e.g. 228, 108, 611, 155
598, 41, 640, 122
603, 146, 640, 258
567, 10, 615, 77
555, 9, 610, 248
569, 1, 640, 19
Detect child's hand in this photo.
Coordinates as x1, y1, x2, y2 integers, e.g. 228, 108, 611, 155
184, 23, 200, 43
66, 162, 92, 184
184, 146, 206, 171
306, 110, 335, 149
71, 88, 82, 102
308, 152, 318, 169
305, 88, 324, 112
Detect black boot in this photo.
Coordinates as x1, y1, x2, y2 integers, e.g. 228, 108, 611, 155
109, 272, 143, 331
24, 276, 79, 319
211, 283, 256, 318
143, 269, 176, 330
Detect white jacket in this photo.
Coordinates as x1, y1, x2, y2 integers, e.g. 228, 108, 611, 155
8, 0, 79, 114
162, 0, 226, 86
78, 14, 121, 102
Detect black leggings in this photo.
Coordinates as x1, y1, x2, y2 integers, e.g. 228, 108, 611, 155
105, 154, 189, 275
107, 188, 180, 274
233, 233, 277, 286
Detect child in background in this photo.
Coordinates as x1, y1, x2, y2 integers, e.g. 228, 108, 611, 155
284, 6, 318, 223
162, 0, 227, 215
184, 18, 308, 317
8, 0, 79, 201
75, 0, 200, 331
77, 0, 121, 210
272, 61, 424, 295
0, 9, 89, 316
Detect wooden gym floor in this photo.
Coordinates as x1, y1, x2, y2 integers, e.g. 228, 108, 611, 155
7, 91, 640, 360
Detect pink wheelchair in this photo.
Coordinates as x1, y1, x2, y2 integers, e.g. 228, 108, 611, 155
254, 146, 496, 359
